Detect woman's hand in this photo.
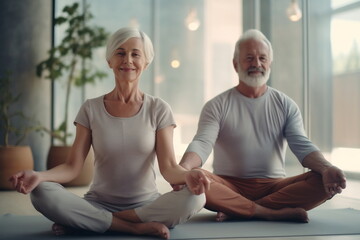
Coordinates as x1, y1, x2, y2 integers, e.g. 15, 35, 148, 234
9, 170, 41, 194
185, 169, 210, 195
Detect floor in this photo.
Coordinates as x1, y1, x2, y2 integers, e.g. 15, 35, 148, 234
1, 178, 360, 240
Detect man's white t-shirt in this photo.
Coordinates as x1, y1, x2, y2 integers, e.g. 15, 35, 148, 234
186, 87, 319, 179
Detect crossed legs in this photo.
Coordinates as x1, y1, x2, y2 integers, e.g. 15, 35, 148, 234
200, 170, 329, 222
31, 182, 205, 239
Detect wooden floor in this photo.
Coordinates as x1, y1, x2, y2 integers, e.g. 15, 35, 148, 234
1, 178, 360, 240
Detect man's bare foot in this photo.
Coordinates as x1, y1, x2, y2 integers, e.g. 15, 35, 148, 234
254, 206, 309, 223
135, 222, 170, 239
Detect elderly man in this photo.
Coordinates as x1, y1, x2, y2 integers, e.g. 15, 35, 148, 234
177, 29, 346, 223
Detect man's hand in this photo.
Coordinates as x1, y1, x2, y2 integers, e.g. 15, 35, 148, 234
321, 166, 346, 198
184, 169, 210, 195
9, 170, 41, 194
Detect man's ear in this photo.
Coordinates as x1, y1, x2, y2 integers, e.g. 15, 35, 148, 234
107, 60, 112, 68
233, 60, 238, 73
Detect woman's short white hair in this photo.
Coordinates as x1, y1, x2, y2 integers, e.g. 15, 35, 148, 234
106, 27, 154, 65
233, 29, 273, 62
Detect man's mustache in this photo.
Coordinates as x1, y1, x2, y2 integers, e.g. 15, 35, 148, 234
247, 67, 265, 75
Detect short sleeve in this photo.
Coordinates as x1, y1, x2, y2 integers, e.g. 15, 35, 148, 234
154, 98, 176, 130
74, 99, 91, 129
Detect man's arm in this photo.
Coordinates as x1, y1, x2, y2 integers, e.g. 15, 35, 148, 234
171, 152, 202, 191
179, 152, 202, 170
302, 151, 346, 198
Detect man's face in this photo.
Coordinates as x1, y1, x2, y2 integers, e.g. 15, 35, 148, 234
234, 39, 272, 87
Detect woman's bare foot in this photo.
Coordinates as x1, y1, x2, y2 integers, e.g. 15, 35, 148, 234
111, 211, 170, 239
254, 206, 309, 223
52, 223, 77, 236
216, 212, 230, 222
134, 222, 170, 239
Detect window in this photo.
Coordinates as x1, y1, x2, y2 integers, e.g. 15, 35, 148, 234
330, 1, 360, 176
54, 0, 242, 169
243, 0, 360, 178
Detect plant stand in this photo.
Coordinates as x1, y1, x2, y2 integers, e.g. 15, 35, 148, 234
0, 146, 34, 190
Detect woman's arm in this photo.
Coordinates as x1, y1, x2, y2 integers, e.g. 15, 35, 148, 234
156, 126, 186, 184
155, 126, 209, 194
10, 124, 91, 194
41, 124, 92, 183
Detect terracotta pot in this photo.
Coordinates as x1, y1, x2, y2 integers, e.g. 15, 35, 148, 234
47, 146, 94, 187
0, 146, 34, 190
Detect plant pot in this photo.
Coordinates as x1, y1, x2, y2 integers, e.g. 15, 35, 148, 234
47, 146, 94, 187
0, 146, 34, 190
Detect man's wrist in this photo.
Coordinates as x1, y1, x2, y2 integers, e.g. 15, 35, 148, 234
180, 162, 192, 170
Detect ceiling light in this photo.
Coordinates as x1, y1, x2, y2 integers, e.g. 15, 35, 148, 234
185, 9, 200, 31
286, 0, 302, 22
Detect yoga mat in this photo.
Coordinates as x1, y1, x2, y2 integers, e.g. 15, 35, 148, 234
1, 208, 359, 240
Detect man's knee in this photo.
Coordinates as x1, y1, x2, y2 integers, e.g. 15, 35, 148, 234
306, 171, 326, 191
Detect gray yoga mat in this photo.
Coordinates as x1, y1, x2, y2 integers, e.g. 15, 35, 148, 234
1, 208, 359, 240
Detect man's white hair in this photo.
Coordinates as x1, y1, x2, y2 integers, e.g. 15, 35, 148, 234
106, 27, 154, 65
233, 29, 273, 62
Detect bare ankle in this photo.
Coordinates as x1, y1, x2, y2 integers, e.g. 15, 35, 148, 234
254, 206, 308, 222
216, 212, 231, 222
52, 223, 76, 236
135, 222, 170, 239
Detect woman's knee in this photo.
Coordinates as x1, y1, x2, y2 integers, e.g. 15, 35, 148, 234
166, 188, 205, 227
181, 187, 206, 213
136, 187, 206, 228
30, 182, 64, 214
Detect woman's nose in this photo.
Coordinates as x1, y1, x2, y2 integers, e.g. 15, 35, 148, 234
124, 54, 132, 64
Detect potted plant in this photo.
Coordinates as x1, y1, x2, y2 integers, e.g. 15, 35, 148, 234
0, 73, 40, 190
36, 2, 109, 186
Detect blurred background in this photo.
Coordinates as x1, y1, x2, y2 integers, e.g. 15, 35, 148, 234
0, 0, 359, 184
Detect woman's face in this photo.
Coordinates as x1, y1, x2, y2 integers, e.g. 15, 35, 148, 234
107, 37, 148, 83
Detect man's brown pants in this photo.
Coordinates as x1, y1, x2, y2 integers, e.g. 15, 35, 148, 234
200, 170, 329, 218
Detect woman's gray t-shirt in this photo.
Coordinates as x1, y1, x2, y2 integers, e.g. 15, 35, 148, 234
74, 94, 175, 206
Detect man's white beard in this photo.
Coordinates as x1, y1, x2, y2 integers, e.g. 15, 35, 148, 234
238, 67, 271, 88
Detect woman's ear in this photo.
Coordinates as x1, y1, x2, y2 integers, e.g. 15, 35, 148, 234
107, 60, 112, 68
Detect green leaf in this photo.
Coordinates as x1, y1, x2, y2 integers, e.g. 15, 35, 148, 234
63, 3, 79, 16
54, 16, 67, 25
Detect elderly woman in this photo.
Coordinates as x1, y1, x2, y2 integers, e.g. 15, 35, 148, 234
10, 27, 209, 239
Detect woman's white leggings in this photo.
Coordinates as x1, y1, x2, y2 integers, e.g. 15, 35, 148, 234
30, 182, 205, 233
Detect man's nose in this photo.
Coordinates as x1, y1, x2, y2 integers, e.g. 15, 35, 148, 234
252, 58, 261, 67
